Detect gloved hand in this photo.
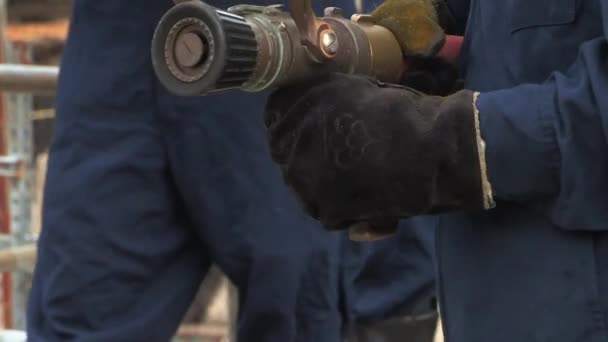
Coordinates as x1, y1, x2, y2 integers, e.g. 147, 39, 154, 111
264, 73, 494, 229
371, 0, 463, 96
400, 56, 463, 96
370, 0, 449, 56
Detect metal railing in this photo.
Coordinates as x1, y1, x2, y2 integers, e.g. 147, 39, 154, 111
0, 64, 56, 274
0, 64, 58, 95
0, 244, 36, 272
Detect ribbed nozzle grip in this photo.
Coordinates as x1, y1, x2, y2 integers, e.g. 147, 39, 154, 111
213, 10, 258, 89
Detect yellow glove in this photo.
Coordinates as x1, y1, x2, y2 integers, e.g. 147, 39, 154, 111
370, 0, 445, 56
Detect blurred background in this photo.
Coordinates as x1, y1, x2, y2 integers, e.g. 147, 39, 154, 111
0, 1, 238, 341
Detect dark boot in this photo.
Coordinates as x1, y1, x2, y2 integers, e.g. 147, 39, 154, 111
345, 310, 438, 342
344, 295, 438, 342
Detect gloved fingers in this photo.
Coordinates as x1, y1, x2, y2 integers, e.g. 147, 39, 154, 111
400, 70, 441, 95
380, 15, 445, 56
266, 74, 390, 166
264, 73, 384, 127
400, 56, 463, 95
371, 0, 445, 56
263, 73, 346, 128
266, 106, 313, 165
265, 83, 328, 165
265, 73, 385, 225
264, 84, 311, 129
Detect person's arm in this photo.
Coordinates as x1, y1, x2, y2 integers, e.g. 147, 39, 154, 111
262, 2, 608, 232
476, 2, 608, 231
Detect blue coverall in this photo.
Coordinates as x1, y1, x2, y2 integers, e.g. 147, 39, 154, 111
437, 1, 608, 341
341, 217, 436, 323
25, 0, 436, 341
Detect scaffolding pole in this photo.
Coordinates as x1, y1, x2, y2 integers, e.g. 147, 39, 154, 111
0, 245, 36, 272
0, 64, 58, 95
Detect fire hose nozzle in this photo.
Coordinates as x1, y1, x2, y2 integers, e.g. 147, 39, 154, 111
151, 1, 463, 240
151, 0, 403, 95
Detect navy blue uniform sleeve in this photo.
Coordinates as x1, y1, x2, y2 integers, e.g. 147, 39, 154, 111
475, 2, 608, 231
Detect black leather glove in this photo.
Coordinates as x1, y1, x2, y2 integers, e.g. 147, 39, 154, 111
264, 73, 493, 230
400, 56, 463, 96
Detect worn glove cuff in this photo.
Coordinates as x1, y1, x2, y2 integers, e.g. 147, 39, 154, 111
473, 92, 495, 209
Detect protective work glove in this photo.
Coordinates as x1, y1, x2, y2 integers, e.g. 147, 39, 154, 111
370, 0, 453, 56
400, 56, 463, 96
264, 73, 494, 230
370, 0, 463, 96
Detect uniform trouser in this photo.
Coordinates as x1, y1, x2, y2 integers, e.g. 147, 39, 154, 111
342, 218, 438, 342
25, 90, 344, 342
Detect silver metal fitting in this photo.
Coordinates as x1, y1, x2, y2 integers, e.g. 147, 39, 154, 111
320, 30, 339, 55
0, 155, 25, 178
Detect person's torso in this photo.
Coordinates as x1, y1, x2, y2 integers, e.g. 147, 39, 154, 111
439, 1, 608, 341
460, 0, 603, 90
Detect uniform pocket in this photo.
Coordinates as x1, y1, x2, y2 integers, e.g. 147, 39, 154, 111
510, 0, 577, 33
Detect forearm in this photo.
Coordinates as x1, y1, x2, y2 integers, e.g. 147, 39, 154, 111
477, 37, 608, 231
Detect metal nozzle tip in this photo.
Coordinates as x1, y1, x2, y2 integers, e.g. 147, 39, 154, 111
175, 31, 206, 68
